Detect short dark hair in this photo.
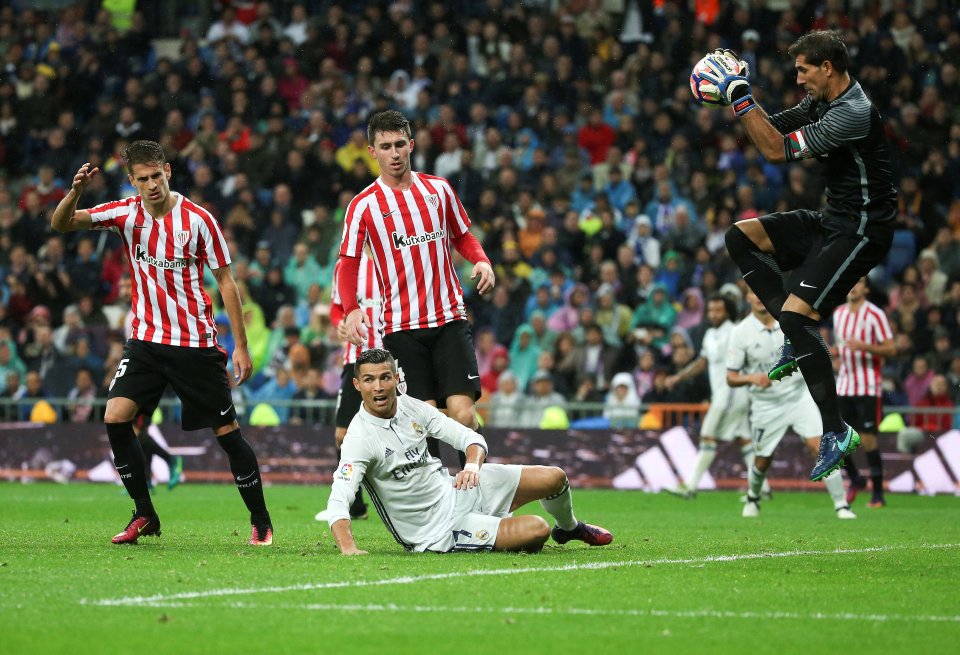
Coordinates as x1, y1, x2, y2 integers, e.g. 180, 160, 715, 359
367, 110, 411, 145
709, 292, 738, 322
353, 348, 397, 378
788, 30, 850, 74
122, 140, 166, 174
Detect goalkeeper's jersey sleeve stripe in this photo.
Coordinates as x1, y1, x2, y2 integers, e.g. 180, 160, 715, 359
769, 95, 813, 134
782, 85, 873, 162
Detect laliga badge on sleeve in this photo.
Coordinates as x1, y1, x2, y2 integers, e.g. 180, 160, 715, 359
335, 463, 355, 482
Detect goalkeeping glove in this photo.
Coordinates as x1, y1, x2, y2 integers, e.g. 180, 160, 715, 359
698, 52, 756, 117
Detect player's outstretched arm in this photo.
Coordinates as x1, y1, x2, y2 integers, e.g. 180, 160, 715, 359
213, 265, 252, 385
50, 163, 98, 232
331, 518, 367, 555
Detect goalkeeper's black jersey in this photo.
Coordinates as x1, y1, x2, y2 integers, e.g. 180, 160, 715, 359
770, 80, 897, 231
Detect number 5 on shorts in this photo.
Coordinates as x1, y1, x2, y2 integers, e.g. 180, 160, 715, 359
109, 358, 129, 391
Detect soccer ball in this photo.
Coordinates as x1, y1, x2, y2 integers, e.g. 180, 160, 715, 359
689, 53, 744, 106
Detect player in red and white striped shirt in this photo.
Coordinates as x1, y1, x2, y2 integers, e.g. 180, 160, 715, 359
51, 141, 272, 546
339, 111, 495, 463
831, 277, 896, 508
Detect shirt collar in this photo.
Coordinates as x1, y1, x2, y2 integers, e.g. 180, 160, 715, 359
358, 402, 397, 428
748, 313, 779, 332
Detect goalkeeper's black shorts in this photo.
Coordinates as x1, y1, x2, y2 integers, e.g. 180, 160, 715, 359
758, 209, 893, 315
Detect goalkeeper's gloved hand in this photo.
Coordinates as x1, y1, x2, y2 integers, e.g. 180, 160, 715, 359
698, 53, 756, 117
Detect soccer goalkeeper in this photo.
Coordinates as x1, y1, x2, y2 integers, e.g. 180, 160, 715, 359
697, 30, 897, 482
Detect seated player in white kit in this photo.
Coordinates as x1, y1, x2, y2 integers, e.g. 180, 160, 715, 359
325, 349, 613, 553
726, 292, 856, 519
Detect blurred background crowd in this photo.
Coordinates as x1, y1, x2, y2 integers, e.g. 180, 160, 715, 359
1, 0, 959, 429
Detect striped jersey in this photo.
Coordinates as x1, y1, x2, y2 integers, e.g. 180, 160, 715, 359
89, 193, 229, 348
330, 253, 383, 364
832, 300, 893, 397
325, 393, 488, 551
339, 172, 472, 335
770, 80, 897, 228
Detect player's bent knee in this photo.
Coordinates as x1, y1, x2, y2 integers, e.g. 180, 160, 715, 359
494, 515, 550, 553
548, 466, 568, 494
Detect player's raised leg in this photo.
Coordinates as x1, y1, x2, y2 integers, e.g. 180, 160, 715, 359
508, 465, 613, 547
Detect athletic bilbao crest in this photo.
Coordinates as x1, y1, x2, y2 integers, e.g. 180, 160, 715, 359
426, 194, 439, 209
175, 230, 191, 246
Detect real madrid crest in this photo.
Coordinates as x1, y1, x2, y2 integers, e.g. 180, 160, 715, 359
412, 421, 424, 437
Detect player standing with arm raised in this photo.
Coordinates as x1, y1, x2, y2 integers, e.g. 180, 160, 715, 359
51, 141, 273, 545
833, 277, 896, 508
338, 111, 495, 462
699, 31, 898, 482
326, 349, 612, 554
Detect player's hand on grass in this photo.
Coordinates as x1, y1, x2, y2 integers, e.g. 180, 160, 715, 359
341, 547, 369, 556
344, 308, 371, 346
233, 344, 253, 385
71, 162, 99, 194
454, 468, 479, 490
471, 261, 495, 296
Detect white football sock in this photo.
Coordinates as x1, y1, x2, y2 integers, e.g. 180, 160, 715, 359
742, 444, 771, 494
540, 479, 578, 531
748, 464, 766, 499
823, 469, 847, 508
689, 442, 717, 489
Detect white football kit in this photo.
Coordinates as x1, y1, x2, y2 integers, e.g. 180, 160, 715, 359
698, 320, 749, 441
326, 394, 522, 552
726, 314, 822, 457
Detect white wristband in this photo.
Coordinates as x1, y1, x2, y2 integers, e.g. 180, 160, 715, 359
464, 463, 480, 473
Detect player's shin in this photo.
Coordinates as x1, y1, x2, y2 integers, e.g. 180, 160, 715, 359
866, 449, 884, 497
690, 441, 717, 489
539, 477, 578, 531
217, 429, 271, 524
107, 421, 156, 516
748, 464, 766, 500
822, 470, 847, 508
724, 227, 787, 319
779, 311, 845, 433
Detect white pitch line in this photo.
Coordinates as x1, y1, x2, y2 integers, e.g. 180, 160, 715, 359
115, 601, 960, 624
82, 542, 960, 608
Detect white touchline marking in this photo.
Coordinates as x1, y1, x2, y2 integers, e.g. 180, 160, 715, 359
115, 601, 960, 624
81, 542, 960, 608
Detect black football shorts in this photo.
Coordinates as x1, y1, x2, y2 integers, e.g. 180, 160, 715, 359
108, 339, 237, 431
383, 320, 481, 408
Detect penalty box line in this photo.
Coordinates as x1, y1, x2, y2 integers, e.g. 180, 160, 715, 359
82, 542, 960, 608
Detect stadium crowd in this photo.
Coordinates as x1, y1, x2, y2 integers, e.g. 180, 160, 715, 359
0, 0, 959, 429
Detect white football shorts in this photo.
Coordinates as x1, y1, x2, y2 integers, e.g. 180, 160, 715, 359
701, 391, 749, 442
750, 392, 822, 458
425, 463, 523, 553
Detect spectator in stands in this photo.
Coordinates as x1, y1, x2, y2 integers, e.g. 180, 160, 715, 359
523, 369, 567, 428
289, 368, 331, 426
489, 370, 524, 428
65, 366, 98, 423
912, 374, 954, 433
603, 371, 641, 429
904, 356, 935, 407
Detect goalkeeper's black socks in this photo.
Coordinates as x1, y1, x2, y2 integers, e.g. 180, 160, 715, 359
725, 227, 786, 320
217, 429, 270, 525
107, 421, 156, 517
779, 311, 845, 434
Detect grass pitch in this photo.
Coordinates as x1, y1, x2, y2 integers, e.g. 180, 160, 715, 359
0, 482, 957, 655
